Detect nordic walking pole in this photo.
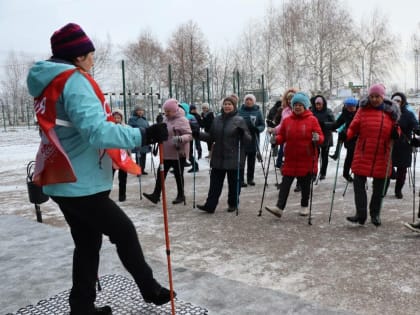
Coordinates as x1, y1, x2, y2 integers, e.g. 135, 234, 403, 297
308, 134, 318, 225
173, 127, 186, 205
328, 142, 342, 223
379, 140, 394, 218
236, 137, 241, 216
158, 141, 176, 315
192, 139, 197, 208
258, 145, 272, 216
136, 154, 143, 200
412, 146, 417, 223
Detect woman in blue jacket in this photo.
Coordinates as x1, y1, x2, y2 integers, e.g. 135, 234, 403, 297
27, 23, 172, 314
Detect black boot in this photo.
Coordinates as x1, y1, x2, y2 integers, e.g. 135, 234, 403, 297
143, 191, 160, 204
371, 215, 381, 227
395, 180, 403, 199
94, 306, 112, 315
143, 286, 176, 306
172, 195, 185, 204
346, 215, 366, 225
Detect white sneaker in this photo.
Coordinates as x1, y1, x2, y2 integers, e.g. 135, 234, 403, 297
299, 207, 309, 216
265, 206, 283, 218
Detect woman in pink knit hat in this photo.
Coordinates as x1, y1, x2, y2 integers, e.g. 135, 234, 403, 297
344, 83, 400, 227
143, 98, 193, 205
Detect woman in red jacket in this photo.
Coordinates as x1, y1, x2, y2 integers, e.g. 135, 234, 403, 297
345, 84, 400, 226
265, 92, 324, 218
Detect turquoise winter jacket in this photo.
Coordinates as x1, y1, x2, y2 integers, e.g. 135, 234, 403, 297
27, 60, 142, 197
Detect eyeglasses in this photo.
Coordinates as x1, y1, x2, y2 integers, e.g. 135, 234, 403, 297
393, 99, 402, 103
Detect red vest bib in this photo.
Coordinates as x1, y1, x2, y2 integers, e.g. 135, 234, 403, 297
33, 68, 140, 186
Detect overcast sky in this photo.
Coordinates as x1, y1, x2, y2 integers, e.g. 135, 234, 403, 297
1, 0, 419, 89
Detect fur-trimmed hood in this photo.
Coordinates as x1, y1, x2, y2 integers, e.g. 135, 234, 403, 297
359, 97, 401, 122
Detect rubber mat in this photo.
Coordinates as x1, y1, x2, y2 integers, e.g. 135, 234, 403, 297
8, 274, 208, 314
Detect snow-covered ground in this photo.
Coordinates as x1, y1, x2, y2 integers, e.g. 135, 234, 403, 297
1, 126, 420, 315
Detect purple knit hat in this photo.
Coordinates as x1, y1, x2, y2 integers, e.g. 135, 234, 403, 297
50, 23, 95, 60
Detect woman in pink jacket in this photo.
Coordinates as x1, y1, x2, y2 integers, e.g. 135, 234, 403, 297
143, 99, 192, 204
265, 92, 324, 218
345, 84, 400, 226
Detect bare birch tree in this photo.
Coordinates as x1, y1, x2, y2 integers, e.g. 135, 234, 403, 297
166, 20, 208, 104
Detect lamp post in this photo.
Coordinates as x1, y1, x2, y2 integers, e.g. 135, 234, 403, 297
361, 40, 374, 95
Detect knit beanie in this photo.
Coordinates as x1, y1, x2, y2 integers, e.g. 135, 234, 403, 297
291, 92, 310, 109
112, 108, 124, 119
162, 98, 179, 112
50, 23, 95, 60
314, 96, 324, 105
134, 105, 145, 111
368, 83, 386, 98
223, 96, 238, 108
244, 94, 256, 104
201, 102, 209, 109
344, 97, 358, 107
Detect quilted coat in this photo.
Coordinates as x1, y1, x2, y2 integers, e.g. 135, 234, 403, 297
274, 109, 324, 177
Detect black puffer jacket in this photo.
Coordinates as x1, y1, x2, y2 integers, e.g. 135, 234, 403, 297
311, 95, 335, 147
392, 102, 418, 167
201, 110, 251, 170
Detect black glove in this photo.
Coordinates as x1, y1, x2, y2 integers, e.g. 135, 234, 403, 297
266, 119, 276, 128
338, 131, 347, 142
143, 123, 168, 145
156, 113, 164, 124
391, 125, 399, 141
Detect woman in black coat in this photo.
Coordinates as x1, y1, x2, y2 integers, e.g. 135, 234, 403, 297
391, 92, 419, 198
197, 96, 252, 213
311, 95, 335, 180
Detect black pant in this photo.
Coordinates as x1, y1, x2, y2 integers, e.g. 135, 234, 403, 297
241, 151, 256, 183
319, 145, 329, 176
277, 174, 312, 209
51, 191, 159, 314
152, 158, 186, 198
112, 168, 127, 196
353, 175, 388, 220
204, 168, 240, 210
135, 152, 147, 173
343, 145, 355, 177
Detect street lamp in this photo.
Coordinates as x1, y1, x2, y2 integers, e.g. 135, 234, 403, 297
361, 40, 374, 95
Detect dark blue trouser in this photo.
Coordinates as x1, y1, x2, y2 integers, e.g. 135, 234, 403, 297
52, 191, 159, 314
204, 168, 240, 210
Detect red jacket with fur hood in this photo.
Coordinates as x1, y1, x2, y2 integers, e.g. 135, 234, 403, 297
346, 98, 400, 178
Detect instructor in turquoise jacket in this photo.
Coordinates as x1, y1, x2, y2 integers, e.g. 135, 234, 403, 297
27, 23, 173, 315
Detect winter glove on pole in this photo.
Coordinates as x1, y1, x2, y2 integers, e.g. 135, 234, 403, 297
143, 123, 168, 145
270, 134, 277, 145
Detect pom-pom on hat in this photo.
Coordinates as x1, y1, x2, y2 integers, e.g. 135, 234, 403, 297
344, 97, 358, 107
162, 98, 179, 112
368, 83, 386, 98
291, 92, 311, 109
50, 23, 95, 60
